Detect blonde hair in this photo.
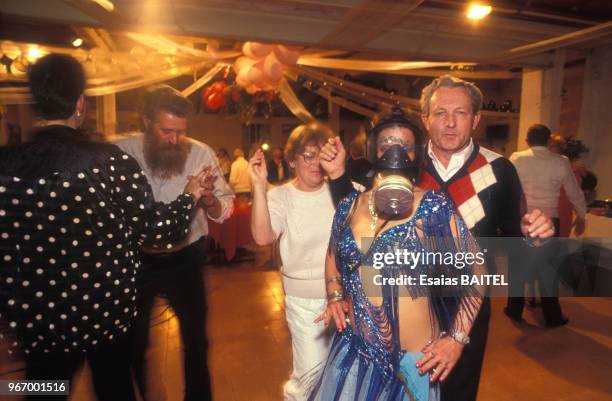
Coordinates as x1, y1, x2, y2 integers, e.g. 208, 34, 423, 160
284, 121, 334, 162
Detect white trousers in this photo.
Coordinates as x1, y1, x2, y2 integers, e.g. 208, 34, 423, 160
283, 295, 332, 401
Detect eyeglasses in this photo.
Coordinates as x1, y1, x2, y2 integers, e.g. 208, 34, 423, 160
376, 136, 415, 154
300, 151, 320, 165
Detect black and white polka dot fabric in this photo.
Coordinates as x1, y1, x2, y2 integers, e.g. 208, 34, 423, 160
0, 125, 194, 356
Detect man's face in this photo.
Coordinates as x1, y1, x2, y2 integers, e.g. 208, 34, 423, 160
422, 86, 480, 155
272, 148, 283, 161
146, 111, 187, 149
143, 111, 190, 178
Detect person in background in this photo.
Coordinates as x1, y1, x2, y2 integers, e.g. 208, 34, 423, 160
549, 135, 586, 237
267, 146, 291, 185
505, 124, 586, 328
345, 127, 372, 187
229, 148, 251, 197
216, 147, 232, 182
115, 85, 234, 401
0, 54, 206, 401
249, 122, 336, 401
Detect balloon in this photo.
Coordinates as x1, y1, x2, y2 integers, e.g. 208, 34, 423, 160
233, 56, 256, 74
273, 45, 299, 65
237, 66, 252, 86
235, 70, 250, 88
210, 81, 227, 93
206, 92, 226, 110
247, 60, 265, 86
201, 86, 213, 104
243, 42, 273, 59
263, 52, 284, 83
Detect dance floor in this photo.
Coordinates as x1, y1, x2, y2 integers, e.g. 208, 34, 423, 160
0, 248, 611, 401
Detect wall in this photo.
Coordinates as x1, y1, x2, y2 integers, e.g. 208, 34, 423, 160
578, 45, 612, 198
559, 64, 584, 138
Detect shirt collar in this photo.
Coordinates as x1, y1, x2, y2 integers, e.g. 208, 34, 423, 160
427, 138, 474, 164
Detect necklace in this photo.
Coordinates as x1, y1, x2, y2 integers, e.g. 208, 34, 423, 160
368, 191, 378, 232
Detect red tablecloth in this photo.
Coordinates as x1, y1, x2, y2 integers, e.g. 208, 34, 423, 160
207, 198, 253, 261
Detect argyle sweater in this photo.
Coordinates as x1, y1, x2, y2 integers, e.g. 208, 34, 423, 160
330, 144, 523, 239
420, 145, 523, 238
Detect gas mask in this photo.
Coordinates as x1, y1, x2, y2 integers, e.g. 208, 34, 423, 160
365, 109, 423, 218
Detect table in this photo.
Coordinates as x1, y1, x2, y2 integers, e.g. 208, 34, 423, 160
207, 197, 253, 261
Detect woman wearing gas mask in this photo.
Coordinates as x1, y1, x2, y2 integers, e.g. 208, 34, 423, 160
308, 110, 485, 401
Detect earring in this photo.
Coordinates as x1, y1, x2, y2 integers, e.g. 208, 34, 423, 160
76, 111, 82, 118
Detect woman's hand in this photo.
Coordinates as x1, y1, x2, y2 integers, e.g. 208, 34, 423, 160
416, 335, 465, 383
314, 299, 350, 332
184, 166, 211, 203
248, 149, 268, 190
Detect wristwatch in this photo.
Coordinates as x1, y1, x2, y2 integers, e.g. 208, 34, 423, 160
451, 331, 470, 345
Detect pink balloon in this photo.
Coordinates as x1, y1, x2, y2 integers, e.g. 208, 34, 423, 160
242, 42, 254, 59
273, 45, 299, 65
243, 42, 273, 59
235, 70, 250, 88
263, 52, 284, 83
249, 42, 274, 58
247, 60, 265, 86
233, 56, 255, 75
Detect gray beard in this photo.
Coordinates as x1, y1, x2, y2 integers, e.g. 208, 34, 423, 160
143, 133, 191, 179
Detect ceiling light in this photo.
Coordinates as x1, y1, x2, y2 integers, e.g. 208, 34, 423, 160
27, 46, 43, 61
90, 0, 115, 12
467, 3, 492, 20
72, 38, 84, 47
261, 143, 270, 151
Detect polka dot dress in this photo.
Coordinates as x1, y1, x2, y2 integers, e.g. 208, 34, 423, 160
0, 126, 194, 355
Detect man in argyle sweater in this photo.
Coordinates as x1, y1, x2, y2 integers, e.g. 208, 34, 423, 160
320, 75, 555, 401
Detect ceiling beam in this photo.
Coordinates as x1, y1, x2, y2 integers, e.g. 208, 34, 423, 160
319, 0, 424, 48
485, 20, 612, 63
62, 0, 132, 29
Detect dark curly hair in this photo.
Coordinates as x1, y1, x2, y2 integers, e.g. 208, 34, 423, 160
28, 53, 85, 120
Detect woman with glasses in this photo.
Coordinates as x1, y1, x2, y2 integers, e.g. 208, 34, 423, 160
307, 110, 484, 401
249, 121, 336, 401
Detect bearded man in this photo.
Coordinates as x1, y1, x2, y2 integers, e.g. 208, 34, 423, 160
115, 85, 234, 401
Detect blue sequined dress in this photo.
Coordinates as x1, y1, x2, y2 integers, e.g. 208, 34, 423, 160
308, 190, 483, 401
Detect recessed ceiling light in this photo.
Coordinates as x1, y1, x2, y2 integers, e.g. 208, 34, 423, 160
90, 0, 114, 12
467, 3, 492, 20
27, 46, 43, 61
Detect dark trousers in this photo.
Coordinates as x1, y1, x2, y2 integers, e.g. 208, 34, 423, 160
506, 219, 565, 324
440, 298, 490, 401
131, 240, 211, 401
25, 337, 136, 401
